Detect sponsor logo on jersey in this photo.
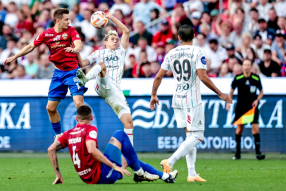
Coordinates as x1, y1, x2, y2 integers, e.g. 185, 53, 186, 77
77, 168, 91, 176
62, 33, 68, 40
201, 56, 206, 65
55, 41, 60, 44
45, 34, 54, 36
89, 131, 97, 139
69, 137, 81, 144
106, 65, 119, 69
198, 120, 202, 126
104, 56, 119, 62
53, 35, 61, 41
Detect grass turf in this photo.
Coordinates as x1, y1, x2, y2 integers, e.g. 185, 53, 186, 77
0, 153, 286, 191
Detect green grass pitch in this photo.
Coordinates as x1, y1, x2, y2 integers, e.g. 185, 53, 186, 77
0, 153, 286, 191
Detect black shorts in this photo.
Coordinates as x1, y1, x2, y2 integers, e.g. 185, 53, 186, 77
234, 101, 259, 124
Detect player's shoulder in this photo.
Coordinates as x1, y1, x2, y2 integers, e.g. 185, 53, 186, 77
85, 125, 98, 139
67, 26, 76, 31
235, 73, 244, 80
250, 73, 260, 81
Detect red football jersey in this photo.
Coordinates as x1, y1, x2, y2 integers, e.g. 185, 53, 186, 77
33, 26, 81, 71
58, 124, 102, 184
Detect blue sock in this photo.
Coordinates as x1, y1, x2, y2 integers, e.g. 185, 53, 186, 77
112, 130, 141, 171
139, 160, 163, 178
52, 122, 61, 134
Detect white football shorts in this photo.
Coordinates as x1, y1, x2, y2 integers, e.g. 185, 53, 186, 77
94, 75, 130, 119
173, 103, 205, 131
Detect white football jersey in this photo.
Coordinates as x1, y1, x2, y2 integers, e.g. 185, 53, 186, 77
86, 44, 127, 86
161, 45, 207, 109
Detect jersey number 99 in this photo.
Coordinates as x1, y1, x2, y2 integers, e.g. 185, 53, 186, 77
174, 59, 191, 82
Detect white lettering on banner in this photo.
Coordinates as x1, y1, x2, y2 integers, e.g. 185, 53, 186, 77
132, 99, 284, 129
157, 136, 184, 149
0, 136, 10, 148
0, 103, 16, 129
223, 100, 237, 128
197, 136, 254, 150
153, 100, 170, 128
266, 99, 283, 128
15, 103, 30, 129
0, 102, 31, 129
208, 100, 225, 128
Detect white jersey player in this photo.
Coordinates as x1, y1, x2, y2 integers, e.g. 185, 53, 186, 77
76, 9, 134, 144
150, 25, 232, 182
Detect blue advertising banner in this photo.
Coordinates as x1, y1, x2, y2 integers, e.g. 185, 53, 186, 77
0, 96, 285, 153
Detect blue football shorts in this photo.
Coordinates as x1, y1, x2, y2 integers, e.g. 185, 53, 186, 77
48, 68, 88, 101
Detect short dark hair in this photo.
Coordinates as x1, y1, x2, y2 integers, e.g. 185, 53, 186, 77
178, 25, 194, 42
250, 8, 258, 13
209, 38, 218, 45
77, 105, 92, 120
53, 8, 69, 22
197, 33, 206, 39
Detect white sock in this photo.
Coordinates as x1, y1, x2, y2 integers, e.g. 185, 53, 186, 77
168, 131, 204, 168
134, 167, 144, 176
86, 65, 102, 81
186, 132, 197, 177
124, 128, 134, 146
161, 173, 169, 180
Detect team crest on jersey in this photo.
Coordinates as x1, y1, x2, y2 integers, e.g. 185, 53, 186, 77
201, 56, 206, 65
62, 33, 68, 40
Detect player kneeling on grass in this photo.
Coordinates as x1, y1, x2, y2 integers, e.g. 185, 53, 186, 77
48, 105, 178, 184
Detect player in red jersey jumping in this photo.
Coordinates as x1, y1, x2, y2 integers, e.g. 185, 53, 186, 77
48, 105, 178, 184
4, 8, 86, 139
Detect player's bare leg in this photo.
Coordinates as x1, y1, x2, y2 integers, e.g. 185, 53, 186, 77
120, 113, 134, 145
233, 125, 244, 160
46, 101, 62, 139
73, 95, 84, 108
252, 123, 265, 160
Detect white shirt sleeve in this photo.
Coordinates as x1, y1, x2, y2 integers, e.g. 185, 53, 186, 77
86, 50, 99, 65
196, 49, 207, 71
161, 54, 170, 71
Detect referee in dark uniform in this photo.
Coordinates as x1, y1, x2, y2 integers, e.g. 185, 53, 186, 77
226, 59, 265, 160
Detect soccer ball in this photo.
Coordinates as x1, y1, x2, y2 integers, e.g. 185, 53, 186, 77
90, 11, 108, 29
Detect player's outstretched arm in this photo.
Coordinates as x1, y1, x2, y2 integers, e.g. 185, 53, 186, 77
197, 69, 232, 104
86, 140, 131, 177
103, 9, 129, 49
76, 53, 90, 68
4, 43, 36, 66
150, 68, 167, 111
48, 141, 64, 184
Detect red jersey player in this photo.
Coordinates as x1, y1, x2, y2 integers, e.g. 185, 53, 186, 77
4, 8, 86, 139
48, 105, 178, 184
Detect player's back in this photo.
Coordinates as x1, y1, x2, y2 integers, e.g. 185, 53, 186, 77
33, 26, 81, 71
161, 45, 207, 109
87, 44, 126, 86
58, 124, 101, 184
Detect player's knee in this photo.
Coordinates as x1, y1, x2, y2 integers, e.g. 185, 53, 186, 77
74, 101, 83, 108
46, 104, 57, 113
124, 118, 133, 129
113, 130, 127, 143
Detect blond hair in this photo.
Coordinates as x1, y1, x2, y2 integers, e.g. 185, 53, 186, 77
104, 30, 119, 41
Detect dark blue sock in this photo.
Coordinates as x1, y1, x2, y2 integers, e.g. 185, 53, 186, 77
112, 130, 141, 171
139, 160, 163, 178
52, 122, 61, 134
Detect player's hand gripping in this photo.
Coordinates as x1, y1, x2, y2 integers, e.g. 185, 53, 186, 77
52, 174, 64, 184
103, 8, 112, 19
113, 165, 131, 177
226, 103, 230, 111
219, 93, 232, 104
150, 95, 159, 111
4, 56, 16, 66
